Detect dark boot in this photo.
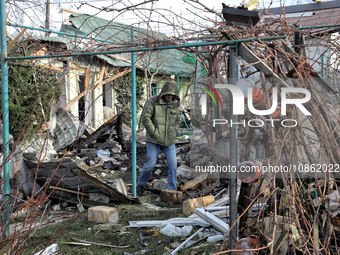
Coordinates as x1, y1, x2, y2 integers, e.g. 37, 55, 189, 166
137, 185, 145, 196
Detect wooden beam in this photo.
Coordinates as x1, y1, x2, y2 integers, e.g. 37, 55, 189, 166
61, 8, 77, 14
49, 185, 118, 201
37, 63, 63, 72
49, 185, 90, 197
84, 68, 90, 88
93, 62, 106, 90
238, 42, 291, 88
70, 67, 88, 70
73, 168, 134, 204
64, 68, 131, 111
180, 173, 208, 192
7, 28, 27, 54
64, 63, 115, 111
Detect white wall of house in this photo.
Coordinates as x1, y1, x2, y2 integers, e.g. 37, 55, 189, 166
92, 75, 104, 129
68, 70, 79, 115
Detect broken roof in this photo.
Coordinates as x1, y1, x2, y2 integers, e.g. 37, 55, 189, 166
60, 14, 194, 76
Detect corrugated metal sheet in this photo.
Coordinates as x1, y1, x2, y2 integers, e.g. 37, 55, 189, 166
68, 14, 152, 44
61, 14, 194, 75
97, 54, 131, 68
30, 35, 81, 52
32, 35, 133, 68
31, 35, 70, 44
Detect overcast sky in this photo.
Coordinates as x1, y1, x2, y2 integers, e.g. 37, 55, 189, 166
47, 0, 293, 36
7, 0, 310, 36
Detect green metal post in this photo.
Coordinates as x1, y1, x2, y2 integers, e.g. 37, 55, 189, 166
298, 24, 339, 30
321, 48, 329, 79
229, 44, 239, 255
7, 36, 286, 61
131, 30, 137, 197
1, 0, 10, 234
8, 22, 117, 44
177, 76, 179, 90
321, 54, 324, 78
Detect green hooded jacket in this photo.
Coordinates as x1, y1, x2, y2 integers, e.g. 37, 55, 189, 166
142, 81, 181, 146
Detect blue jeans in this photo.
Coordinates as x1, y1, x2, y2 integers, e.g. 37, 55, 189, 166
138, 142, 177, 190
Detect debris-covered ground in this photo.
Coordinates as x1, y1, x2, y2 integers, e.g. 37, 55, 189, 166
3, 1, 340, 254
0, 105, 232, 254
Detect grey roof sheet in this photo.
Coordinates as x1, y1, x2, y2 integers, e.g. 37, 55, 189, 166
97, 54, 131, 68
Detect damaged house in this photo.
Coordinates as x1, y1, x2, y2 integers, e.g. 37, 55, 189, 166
32, 13, 195, 129
1, 14, 196, 212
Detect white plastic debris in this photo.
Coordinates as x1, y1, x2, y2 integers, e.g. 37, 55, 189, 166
34, 244, 59, 255
207, 235, 227, 242
325, 190, 340, 211
170, 228, 204, 255
160, 223, 193, 237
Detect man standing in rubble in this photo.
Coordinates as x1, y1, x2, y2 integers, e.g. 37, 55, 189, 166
137, 81, 181, 196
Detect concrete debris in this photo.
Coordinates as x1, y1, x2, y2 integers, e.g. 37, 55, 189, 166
88, 206, 119, 223
183, 195, 215, 216
152, 179, 168, 191
177, 165, 194, 180
160, 189, 183, 205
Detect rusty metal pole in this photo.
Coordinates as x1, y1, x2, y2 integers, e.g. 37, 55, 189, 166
229, 44, 239, 254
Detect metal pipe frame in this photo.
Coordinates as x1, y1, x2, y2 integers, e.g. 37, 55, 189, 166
265, 0, 340, 14
7, 36, 286, 61
8, 22, 117, 44
131, 30, 137, 197
229, 44, 239, 255
1, 0, 10, 234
